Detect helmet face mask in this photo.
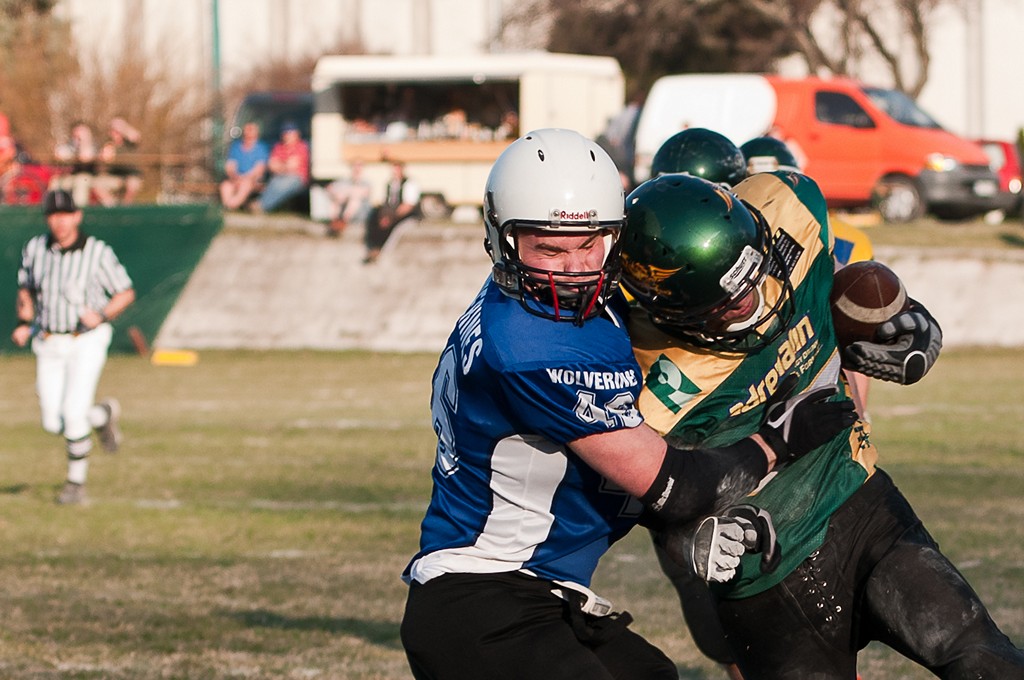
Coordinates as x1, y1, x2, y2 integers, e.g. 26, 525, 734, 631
621, 175, 795, 352
484, 129, 625, 325
740, 136, 802, 174
491, 222, 618, 322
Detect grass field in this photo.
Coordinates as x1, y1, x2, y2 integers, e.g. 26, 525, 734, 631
1, 348, 1022, 679
848, 213, 1024, 251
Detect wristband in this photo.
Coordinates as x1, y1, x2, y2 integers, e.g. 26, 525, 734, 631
15, 319, 31, 328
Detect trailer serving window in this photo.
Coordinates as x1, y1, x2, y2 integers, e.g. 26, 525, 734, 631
334, 80, 519, 143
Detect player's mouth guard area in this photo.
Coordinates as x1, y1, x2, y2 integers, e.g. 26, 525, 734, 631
519, 272, 606, 323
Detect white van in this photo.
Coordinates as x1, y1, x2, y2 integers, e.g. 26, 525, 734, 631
632, 74, 776, 184
309, 52, 625, 219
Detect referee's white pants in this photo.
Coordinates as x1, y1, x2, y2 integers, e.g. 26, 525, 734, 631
32, 323, 112, 441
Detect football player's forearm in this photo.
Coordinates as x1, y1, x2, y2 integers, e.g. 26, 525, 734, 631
640, 440, 769, 524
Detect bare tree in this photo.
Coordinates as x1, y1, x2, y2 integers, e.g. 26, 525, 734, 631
0, 0, 78, 157
221, 35, 366, 128
0, 1, 216, 199
506, 0, 797, 100
48, 24, 219, 201
506, 0, 953, 100
744, 0, 949, 97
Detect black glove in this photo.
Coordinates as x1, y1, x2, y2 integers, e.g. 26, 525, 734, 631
725, 504, 781, 574
842, 301, 942, 385
758, 374, 858, 465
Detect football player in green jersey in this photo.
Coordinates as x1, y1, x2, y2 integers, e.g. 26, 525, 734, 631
619, 172, 1024, 679
651, 128, 747, 188
740, 134, 878, 419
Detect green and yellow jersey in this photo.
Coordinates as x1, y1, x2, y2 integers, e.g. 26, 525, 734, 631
629, 171, 878, 599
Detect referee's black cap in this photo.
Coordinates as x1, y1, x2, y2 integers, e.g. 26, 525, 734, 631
43, 189, 78, 215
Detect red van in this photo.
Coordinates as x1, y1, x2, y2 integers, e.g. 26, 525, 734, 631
767, 76, 1000, 222
629, 74, 1003, 223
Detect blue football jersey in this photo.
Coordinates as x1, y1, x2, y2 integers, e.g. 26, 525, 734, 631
404, 280, 647, 587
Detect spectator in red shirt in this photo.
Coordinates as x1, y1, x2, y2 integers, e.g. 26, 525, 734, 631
256, 121, 309, 213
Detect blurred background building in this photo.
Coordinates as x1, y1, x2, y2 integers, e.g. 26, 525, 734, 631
54, 0, 1023, 142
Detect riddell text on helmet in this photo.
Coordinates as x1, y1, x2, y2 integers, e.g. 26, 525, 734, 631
556, 210, 597, 221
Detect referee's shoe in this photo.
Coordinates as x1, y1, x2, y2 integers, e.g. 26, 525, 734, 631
57, 481, 87, 506
97, 398, 122, 453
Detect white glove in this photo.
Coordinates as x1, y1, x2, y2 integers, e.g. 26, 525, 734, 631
689, 515, 748, 583
726, 504, 781, 574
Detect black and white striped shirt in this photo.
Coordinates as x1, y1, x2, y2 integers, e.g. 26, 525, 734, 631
17, 232, 133, 334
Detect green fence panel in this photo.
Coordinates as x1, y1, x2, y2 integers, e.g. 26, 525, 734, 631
1, 203, 222, 355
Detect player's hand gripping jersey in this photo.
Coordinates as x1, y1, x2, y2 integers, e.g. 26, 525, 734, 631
628, 171, 878, 599
404, 279, 646, 587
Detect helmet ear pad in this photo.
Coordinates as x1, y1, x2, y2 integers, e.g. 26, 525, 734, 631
483, 129, 626, 324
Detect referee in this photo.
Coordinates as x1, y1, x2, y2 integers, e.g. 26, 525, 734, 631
11, 189, 135, 505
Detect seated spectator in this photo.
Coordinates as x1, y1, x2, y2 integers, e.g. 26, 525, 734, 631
257, 121, 309, 213
94, 117, 143, 206
495, 109, 519, 140
220, 121, 270, 210
364, 161, 420, 264
325, 160, 371, 237
0, 114, 50, 205
53, 121, 99, 207
441, 107, 468, 139
0, 133, 19, 202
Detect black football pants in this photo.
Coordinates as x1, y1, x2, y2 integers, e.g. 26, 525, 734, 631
711, 469, 1024, 679
401, 571, 679, 680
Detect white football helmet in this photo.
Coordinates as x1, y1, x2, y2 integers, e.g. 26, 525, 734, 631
484, 128, 625, 324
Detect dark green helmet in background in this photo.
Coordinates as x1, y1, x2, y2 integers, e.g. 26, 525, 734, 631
650, 128, 747, 187
620, 174, 794, 352
740, 136, 801, 174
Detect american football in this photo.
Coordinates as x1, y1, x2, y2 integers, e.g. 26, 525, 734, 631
830, 260, 909, 346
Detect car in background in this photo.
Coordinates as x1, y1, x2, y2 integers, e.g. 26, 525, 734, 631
629, 74, 1005, 223
228, 91, 313, 147
974, 138, 1023, 223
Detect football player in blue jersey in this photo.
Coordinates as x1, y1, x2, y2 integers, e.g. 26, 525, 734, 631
620, 172, 1023, 680
399, 129, 858, 680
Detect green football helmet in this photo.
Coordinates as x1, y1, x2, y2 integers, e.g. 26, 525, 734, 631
650, 128, 747, 188
740, 136, 801, 174
620, 174, 794, 352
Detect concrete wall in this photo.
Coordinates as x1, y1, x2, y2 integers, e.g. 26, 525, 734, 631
155, 216, 491, 352
155, 215, 1024, 353
874, 246, 1024, 348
